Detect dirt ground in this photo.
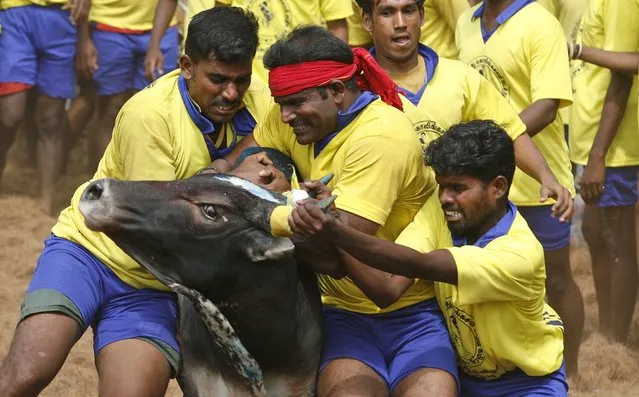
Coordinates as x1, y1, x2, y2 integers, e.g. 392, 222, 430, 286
1, 132, 638, 396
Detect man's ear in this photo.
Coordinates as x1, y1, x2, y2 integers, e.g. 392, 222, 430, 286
328, 80, 347, 105
362, 9, 373, 33
180, 55, 194, 80
492, 176, 509, 200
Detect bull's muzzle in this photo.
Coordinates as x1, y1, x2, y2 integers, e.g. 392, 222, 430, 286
79, 179, 115, 231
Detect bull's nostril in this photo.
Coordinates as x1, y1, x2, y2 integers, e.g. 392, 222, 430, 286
85, 181, 104, 201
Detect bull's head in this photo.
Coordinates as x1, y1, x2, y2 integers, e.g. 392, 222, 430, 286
78, 174, 297, 295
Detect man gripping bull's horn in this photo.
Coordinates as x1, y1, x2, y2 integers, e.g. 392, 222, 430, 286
209, 25, 459, 397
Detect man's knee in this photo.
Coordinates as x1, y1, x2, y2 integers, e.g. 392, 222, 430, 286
581, 207, 603, 247
318, 359, 388, 397
544, 247, 574, 297
0, 94, 27, 132
35, 96, 67, 133
392, 368, 457, 397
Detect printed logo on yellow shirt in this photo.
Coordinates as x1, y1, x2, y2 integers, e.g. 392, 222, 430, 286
444, 297, 499, 379
249, 0, 292, 31
414, 120, 446, 153
469, 56, 511, 101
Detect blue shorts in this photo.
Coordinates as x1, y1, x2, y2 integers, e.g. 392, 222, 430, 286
0, 5, 77, 98
92, 26, 178, 96
518, 205, 571, 251
598, 166, 639, 207
21, 235, 179, 373
459, 361, 568, 397
320, 298, 459, 391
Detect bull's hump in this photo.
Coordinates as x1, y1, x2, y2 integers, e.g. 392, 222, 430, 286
214, 175, 283, 204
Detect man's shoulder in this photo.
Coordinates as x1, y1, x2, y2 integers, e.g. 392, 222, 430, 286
488, 210, 544, 261
120, 71, 182, 118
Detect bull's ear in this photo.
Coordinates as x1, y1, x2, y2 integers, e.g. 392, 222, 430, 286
243, 235, 295, 262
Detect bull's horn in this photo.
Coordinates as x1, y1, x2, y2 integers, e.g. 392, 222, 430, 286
317, 195, 337, 213
318, 173, 335, 185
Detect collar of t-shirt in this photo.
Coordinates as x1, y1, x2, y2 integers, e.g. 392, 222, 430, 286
452, 201, 518, 248
369, 43, 439, 107
472, 0, 535, 42
313, 90, 379, 158
177, 74, 257, 159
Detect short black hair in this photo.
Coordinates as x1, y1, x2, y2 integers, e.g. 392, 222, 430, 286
356, 0, 425, 15
263, 25, 353, 69
185, 7, 259, 64
425, 120, 516, 187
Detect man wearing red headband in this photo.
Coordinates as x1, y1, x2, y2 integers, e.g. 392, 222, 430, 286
211, 25, 458, 397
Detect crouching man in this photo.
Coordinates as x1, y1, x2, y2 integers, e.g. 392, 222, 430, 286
290, 120, 568, 396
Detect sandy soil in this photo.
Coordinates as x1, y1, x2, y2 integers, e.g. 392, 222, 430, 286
1, 132, 638, 396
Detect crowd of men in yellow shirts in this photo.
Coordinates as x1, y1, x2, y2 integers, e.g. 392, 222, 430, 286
0, 0, 637, 396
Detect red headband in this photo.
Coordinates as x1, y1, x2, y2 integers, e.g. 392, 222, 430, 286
268, 47, 403, 111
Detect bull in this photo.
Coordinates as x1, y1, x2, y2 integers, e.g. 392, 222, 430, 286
77, 166, 333, 397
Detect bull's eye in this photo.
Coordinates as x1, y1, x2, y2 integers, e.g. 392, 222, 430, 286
200, 205, 218, 220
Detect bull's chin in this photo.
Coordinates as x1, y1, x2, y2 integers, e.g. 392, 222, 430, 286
78, 199, 127, 234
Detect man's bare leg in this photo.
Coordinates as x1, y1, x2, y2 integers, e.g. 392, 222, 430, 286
0, 91, 28, 187
92, 91, 133, 171
66, 80, 96, 168
582, 204, 613, 338
96, 339, 171, 397
35, 94, 69, 215
601, 205, 638, 343
0, 313, 82, 397
545, 246, 584, 377
318, 359, 388, 397
392, 368, 457, 397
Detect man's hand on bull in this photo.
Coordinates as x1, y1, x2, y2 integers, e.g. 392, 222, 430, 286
289, 199, 340, 241
299, 173, 335, 201
199, 153, 291, 193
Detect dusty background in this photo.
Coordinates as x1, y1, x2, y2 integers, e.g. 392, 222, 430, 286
0, 132, 638, 396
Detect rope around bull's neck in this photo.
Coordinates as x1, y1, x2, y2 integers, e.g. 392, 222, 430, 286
169, 283, 267, 397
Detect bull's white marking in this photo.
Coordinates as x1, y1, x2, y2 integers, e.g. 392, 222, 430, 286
215, 175, 281, 204
169, 283, 267, 397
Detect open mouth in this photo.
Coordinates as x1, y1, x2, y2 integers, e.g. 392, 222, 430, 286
292, 124, 308, 134
212, 104, 238, 115
444, 210, 463, 222
392, 35, 411, 47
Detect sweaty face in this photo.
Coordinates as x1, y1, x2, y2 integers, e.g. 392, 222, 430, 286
436, 174, 498, 238
275, 88, 339, 145
366, 0, 423, 64
183, 56, 253, 123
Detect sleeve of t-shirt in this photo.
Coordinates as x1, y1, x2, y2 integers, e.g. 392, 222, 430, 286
462, 65, 527, 141
447, 236, 544, 305
434, 0, 469, 31
251, 104, 292, 156
528, 16, 573, 108
603, 0, 639, 52
320, 0, 354, 21
395, 193, 451, 253
114, 109, 177, 181
216, 0, 233, 5
333, 135, 416, 226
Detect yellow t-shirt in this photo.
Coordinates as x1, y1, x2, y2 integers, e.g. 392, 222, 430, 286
570, 0, 639, 166
420, 0, 468, 59
1, 0, 64, 9
228, 0, 353, 83
89, 0, 175, 31
52, 70, 273, 291
394, 46, 526, 153
456, 2, 575, 206
253, 94, 435, 314
538, 0, 590, 126
347, 0, 372, 48
396, 197, 565, 379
